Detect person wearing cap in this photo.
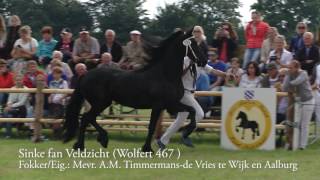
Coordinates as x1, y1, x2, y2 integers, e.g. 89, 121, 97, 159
54, 28, 74, 63
119, 30, 149, 70
100, 29, 123, 63
261, 62, 280, 88
0, 59, 14, 108
72, 26, 100, 70
207, 50, 227, 90
36, 26, 58, 67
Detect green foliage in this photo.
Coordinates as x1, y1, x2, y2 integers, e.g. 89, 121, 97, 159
0, 0, 92, 39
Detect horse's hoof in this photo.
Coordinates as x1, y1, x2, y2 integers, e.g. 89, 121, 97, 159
142, 145, 154, 153
73, 142, 84, 151
97, 134, 109, 148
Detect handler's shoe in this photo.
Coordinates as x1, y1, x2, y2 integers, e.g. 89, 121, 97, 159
181, 136, 194, 148
157, 139, 166, 151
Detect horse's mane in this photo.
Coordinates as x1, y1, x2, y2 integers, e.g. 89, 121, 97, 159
137, 31, 184, 71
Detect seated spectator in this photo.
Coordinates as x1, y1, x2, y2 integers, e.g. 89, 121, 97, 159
260, 27, 279, 64
207, 51, 227, 90
195, 72, 213, 115
100, 29, 123, 63
71, 26, 100, 71
2, 74, 28, 138
266, 35, 292, 69
261, 63, 280, 88
239, 61, 262, 88
54, 28, 74, 63
119, 30, 149, 70
2, 15, 21, 59
0, 15, 6, 54
46, 50, 73, 81
36, 26, 57, 68
224, 57, 243, 87
70, 63, 87, 89
10, 26, 38, 74
211, 22, 238, 64
98, 52, 119, 69
296, 32, 319, 76
23, 60, 46, 88
0, 59, 14, 107
289, 22, 308, 57
46, 59, 68, 84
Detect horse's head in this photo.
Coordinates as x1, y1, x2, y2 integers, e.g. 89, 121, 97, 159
236, 111, 247, 121
180, 27, 207, 67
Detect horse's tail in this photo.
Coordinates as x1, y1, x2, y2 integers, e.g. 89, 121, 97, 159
63, 86, 84, 143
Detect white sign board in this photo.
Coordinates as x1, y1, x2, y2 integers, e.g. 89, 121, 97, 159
221, 88, 276, 150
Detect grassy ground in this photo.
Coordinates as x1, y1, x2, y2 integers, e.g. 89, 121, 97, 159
0, 129, 320, 180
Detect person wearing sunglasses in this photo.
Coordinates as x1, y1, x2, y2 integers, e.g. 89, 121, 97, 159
289, 22, 308, 56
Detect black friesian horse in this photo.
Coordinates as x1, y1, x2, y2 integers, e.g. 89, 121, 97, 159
235, 111, 260, 140
63, 29, 207, 152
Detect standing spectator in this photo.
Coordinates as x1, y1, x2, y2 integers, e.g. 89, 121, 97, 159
0, 15, 6, 52
207, 51, 227, 90
243, 11, 269, 69
283, 60, 315, 150
224, 57, 244, 87
70, 63, 87, 89
267, 35, 292, 69
54, 28, 74, 63
100, 29, 123, 63
0, 59, 14, 106
36, 26, 57, 67
119, 30, 149, 70
260, 27, 279, 64
239, 61, 262, 88
10, 26, 38, 74
314, 63, 320, 128
71, 27, 100, 70
192, 26, 208, 58
289, 22, 308, 56
2, 74, 28, 138
211, 22, 238, 63
98, 52, 119, 69
296, 32, 319, 76
2, 15, 21, 59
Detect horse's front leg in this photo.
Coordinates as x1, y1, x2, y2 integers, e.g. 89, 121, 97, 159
241, 128, 245, 139
142, 107, 162, 152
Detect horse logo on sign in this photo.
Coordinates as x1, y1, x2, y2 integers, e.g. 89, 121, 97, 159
224, 90, 272, 149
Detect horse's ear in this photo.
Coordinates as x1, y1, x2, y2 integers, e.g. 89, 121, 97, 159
184, 27, 194, 37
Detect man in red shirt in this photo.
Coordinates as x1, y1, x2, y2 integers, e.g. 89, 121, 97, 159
0, 59, 14, 106
243, 11, 269, 69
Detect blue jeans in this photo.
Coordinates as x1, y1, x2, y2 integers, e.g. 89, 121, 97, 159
242, 48, 261, 69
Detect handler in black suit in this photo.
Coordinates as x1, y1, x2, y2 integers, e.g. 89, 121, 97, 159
295, 32, 319, 76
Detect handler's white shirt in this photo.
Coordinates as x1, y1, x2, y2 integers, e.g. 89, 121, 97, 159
182, 57, 213, 91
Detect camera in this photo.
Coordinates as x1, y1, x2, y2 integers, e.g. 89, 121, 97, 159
269, 56, 277, 62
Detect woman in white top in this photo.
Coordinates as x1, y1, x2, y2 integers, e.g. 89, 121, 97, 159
10, 25, 38, 74
267, 35, 292, 68
239, 61, 262, 88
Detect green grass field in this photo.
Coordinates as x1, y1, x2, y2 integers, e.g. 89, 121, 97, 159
0, 130, 320, 180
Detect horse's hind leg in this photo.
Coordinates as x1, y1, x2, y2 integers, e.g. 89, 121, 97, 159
73, 112, 92, 150
142, 107, 162, 152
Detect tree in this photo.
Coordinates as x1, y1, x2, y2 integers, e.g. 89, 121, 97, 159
145, 0, 241, 42
86, 0, 148, 43
251, 0, 320, 38
0, 0, 93, 39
